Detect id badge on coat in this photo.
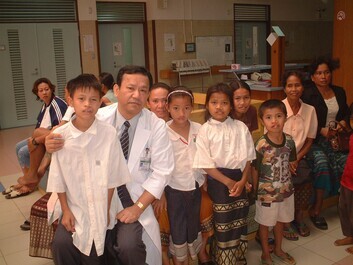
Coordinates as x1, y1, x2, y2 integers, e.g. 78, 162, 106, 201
139, 147, 151, 171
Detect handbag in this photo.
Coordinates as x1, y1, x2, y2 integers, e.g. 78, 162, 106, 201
328, 120, 352, 152
292, 159, 312, 185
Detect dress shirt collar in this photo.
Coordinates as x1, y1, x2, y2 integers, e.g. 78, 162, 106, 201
208, 116, 232, 125
68, 117, 98, 138
283, 98, 304, 118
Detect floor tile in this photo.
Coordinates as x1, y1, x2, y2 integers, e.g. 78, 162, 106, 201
288, 246, 334, 265
0, 232, 29, 255
0, 256, 6, 265
0, 219, 29, 240
335, 253, 353, 265
4, 249, 50, 265
302, 234, 349, 262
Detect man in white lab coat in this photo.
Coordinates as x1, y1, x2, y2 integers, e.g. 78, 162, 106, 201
46, 66, 174, 265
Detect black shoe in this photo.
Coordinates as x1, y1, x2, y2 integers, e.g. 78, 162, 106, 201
20, 220, 30, 231
310, 215, 328, 230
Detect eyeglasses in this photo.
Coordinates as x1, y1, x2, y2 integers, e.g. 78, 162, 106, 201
314, 70, 331, 76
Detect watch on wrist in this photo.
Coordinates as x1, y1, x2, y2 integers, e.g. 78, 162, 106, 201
135, 201, 145, 211
32, 138, 39, 146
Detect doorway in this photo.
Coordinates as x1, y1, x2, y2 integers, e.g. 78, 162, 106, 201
98, 23, 145, 78
0, 23, 81, 129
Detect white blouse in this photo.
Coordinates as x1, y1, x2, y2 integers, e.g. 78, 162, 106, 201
167, 120, 204, 191
193, 117, 256, 171
324, 96, 339, 127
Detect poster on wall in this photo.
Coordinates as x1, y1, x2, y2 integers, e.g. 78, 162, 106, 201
164, 33, 175, 52
83, 34, 94, 52
113, 42, 122, 56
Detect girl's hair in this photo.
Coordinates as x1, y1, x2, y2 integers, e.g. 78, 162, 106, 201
229, 80, 251, 95
167, 86, 194, 104
308, 56, 340, 75
205, 83, 234, 121
32, 77, 56, 101
99, 72, 115, 90
258, 99, 287, 119
282, 70, 304, 88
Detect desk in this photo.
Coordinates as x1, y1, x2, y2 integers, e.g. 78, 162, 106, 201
219, 63, 308, 79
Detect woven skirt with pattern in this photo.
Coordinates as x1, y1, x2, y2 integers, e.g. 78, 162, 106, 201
207, 168, 249, 265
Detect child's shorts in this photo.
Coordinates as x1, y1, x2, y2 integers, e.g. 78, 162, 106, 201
254, 194, 294, 227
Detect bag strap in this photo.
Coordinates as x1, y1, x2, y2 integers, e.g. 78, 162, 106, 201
329, 120, 352, 133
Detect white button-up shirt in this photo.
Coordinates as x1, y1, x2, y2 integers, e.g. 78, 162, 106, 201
47, 118, 130, 256
193, 117, 256, 170
167, 120, 204, 190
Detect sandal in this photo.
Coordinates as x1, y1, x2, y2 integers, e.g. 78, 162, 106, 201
292, 221, 310, 237
261, 258, 274, 265
5, 185, 36, 199
283, 226, 299, 241
273, 252, 296, 265
2, 185, 15, 195
310, 215, 328, 230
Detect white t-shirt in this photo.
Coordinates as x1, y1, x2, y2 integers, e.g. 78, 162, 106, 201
62, 106, 75, 122
40, 107, 51, 129
167, 120, 204, 190
193, 117, 256, 171
47, 118, 130, 256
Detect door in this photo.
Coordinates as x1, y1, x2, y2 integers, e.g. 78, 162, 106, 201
235, 22, 267, 66
0, 23, 81, 129
98, 23, 145, 78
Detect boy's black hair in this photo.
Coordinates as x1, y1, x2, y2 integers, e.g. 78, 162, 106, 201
116, 65, 153, 90
69, 74, 103, 98
205, 83, 234, 121
258, 99, 287, 119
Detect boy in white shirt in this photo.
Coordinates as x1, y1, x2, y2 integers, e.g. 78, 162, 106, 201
46, 74, 130, 265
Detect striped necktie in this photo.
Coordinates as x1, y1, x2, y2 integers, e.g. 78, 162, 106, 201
117, 120, 134, 208
120, 121, 130, 160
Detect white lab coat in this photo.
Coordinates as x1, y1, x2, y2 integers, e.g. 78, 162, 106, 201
96, 103, 174, 265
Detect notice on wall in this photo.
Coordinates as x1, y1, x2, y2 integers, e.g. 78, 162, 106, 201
113, 42, 122, 56
164, 33, 175, 52
83, 34, 94, 52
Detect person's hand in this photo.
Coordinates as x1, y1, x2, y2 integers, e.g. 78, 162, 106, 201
151, 192, 167, 218
289, 160, 298, 175
226, 179, 237, 196
116, 205, 143, 223
321, 127, 336, 139
62, 209, 76, 232
245, 181, 252, 193
229, 180, 246, 197
45, 133, 64, 153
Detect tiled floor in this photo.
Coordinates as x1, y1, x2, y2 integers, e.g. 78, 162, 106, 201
0, 126, 353, 265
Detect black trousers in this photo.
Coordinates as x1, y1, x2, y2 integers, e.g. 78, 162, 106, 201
52, 223, 103, 265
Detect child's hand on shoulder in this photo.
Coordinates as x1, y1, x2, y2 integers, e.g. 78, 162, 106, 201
62, 209, 76, 232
